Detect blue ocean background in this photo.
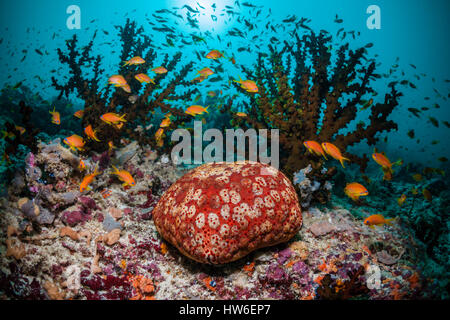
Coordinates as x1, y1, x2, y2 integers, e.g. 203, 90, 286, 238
0, 0, 449, 168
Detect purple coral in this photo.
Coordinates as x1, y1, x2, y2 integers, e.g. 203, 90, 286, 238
61, 210, 90, 227
266, 264, 290, 285
78, 196, 97, 211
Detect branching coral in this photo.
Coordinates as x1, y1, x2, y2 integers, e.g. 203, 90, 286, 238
3, 101, 40, 156
225, 29, 402, 180
51, 19, 197, 153
0, 100, 40, 187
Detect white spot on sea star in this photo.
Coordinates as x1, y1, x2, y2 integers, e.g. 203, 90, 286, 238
208, 212, 220, 229
195, 213, 205, 229
220, 204, 230, 220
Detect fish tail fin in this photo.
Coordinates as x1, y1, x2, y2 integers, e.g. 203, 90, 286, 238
385, 217, 395, 226
340, 157, 350, 168
92, 128, 101, 141
205, 106, 209, 113
386, 217, 399, 225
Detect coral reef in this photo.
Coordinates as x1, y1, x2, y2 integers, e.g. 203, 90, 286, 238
152, 161, 302, 264
293, 164, 335, 207
0, 99, 40, 188
333, 163, 450, 298
0, 140, 428, 299
0, 8, 445, 301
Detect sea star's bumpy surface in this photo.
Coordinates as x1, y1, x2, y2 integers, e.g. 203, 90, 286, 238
153, 161, 302, 264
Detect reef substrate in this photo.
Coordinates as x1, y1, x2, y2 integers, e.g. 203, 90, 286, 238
0, 140, 426, 300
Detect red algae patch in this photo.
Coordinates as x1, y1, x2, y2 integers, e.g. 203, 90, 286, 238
152, 161, 302, 264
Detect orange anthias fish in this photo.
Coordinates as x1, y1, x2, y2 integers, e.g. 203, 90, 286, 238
78, 159, 86, 171
120, 84, 131, 93
84, 124, 101, 142
304, 141, 327, 159
160, 115, 171, 128
372, 152, 393, 168
74, 110, 84, 119
135, 73, 154, 84
100, 113, 127, 125
108, 75, 128, 87
123, 56, 145, 66
111, 165, 136, 187
49, 107, 60, 125
344, 182, 369, 202
206, 50, 224, 59
233, 77, 258, 93
236, 112, 248, 117
197, 67, 214, 77
185, 105, 209, 116
152, 66, 168, 74
155, 128, 164, 146
108, 75, 131, 93
80, 166, 100, 192
64, 134, 85, 152
363, 214, 395, 229
108, 141, 116, 152
322, 142, 350, 168
15, 126, 26, 135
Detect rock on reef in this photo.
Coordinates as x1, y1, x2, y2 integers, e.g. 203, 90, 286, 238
152, 161, 302, 264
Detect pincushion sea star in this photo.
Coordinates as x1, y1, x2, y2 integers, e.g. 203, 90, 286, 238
153, 161, 302, 264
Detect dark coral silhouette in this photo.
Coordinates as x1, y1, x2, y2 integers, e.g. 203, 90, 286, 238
225, 30, 401, 179
51, 19, 197, 153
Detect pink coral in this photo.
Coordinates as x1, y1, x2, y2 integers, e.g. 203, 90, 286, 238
152, 161, 302, 264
